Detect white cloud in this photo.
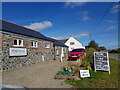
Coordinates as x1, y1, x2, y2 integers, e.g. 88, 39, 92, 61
65, 2, 86, 8
104, 20, 114, 23
64, 0, 93, 8
50, 37, 64, 40
73, 33, 89, 38
25, 21, 52, 31
105, 26, 116, 31
81, 11, 90, 21
113, 4, 120, 9
82, 16, 90, 21
111, 4, 120, 13
52, 33, 89, 40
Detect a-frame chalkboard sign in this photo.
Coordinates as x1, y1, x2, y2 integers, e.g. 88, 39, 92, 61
94, 51, 110, 74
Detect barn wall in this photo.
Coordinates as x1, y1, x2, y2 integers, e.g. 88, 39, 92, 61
1, 32, 54, 70
54, 46, 68, 61
0, 31, 3, 70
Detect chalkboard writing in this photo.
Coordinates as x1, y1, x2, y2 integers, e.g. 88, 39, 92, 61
94, 52, 110, 72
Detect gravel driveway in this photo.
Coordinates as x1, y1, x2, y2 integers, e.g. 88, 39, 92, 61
2, 60, 72, 88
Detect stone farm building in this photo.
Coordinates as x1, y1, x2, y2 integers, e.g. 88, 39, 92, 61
0, 20, 68, 70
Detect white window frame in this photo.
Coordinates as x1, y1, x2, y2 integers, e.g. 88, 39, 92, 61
13, 38, 23, 46
31, 41, 38, 48
45, 43, 50, 48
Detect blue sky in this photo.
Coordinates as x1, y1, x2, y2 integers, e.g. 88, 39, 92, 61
2, 2, 119, 49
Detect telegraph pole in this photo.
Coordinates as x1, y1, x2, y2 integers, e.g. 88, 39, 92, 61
90, 32, 92, 41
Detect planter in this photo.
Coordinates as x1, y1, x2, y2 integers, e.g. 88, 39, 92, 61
83, 65, 87, 67
73, 71, 79, 76
54, 75, 81, 80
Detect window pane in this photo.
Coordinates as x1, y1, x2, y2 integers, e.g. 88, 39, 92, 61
31, 42, 33, 46
45, 43, 50, 48
35, 42, 37, 47
70, 42, 75, 45
19, 40, 22, 45
14, 39, 17, 45
45, 43, 48, 47
34, 44, 36, 47
34, 42, 36, 47
32, 41, 37, 47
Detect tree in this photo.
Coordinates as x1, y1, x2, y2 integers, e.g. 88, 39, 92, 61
88, 40, 99, 50
99, 46, 106, 50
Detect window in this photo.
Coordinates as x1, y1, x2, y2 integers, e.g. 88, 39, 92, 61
13, 39, 23, 46
31, 41, 38, 48
45, 43, 50, 48
14, 39, 17, 45
70, 42, 75, 45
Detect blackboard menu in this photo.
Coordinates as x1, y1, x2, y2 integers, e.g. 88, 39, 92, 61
94, 52, 110, 71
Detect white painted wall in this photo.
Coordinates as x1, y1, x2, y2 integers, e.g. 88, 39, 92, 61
65, 37, 85, 51
60, 47, 64, 62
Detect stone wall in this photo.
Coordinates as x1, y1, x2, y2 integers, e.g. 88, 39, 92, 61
0, 31, 68, 70
55, 46, 68, 61
0, 32, 3, 71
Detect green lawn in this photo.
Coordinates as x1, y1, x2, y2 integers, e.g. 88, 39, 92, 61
109, 52, 119, 54
65, 58, 120, 88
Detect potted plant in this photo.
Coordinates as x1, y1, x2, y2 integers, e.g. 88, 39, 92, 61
81, 61, 90, 68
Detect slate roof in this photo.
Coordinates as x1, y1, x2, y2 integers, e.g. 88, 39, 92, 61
0, 19, 68, 47
59, 39, 68, 44
1, 20, 48, 40
46, 37, 68, 47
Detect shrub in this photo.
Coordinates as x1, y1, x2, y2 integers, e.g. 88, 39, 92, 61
108, 49, 120, 53
84, 48, 96, 62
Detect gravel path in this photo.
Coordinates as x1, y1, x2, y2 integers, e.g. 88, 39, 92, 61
2, 60, 72, 88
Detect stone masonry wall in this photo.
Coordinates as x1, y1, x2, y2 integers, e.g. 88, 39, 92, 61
0, 32, 3, 70
1, 32, 54, 70
1, 32, 68, 70
55, 46, 68, 61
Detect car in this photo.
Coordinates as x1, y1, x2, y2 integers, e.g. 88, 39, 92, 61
68, 48, 85, 60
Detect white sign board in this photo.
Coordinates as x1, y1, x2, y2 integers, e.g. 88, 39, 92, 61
94, 52, 110, 73
80, 70, 90, 78
9, 48, 27, 56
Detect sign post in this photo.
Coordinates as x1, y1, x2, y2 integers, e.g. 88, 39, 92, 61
94, 52, 110, 74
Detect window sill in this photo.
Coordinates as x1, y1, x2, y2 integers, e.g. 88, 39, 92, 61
12, 46, 25, 48
45, 48, 50, 50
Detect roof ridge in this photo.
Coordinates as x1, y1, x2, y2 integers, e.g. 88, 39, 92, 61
47, 37, 58, 40
59, 39, 68, 40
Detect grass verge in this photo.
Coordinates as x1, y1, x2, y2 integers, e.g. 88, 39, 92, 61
65, 58, 120, 88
